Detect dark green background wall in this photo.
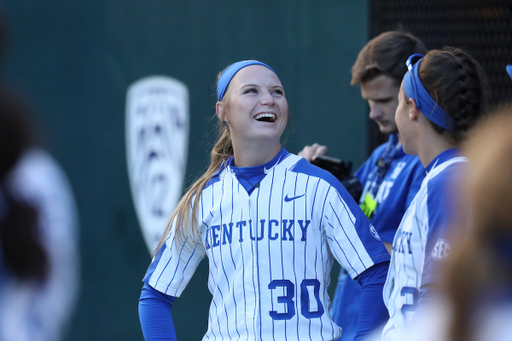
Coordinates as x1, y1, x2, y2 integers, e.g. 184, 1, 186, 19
0, 1, 369, 340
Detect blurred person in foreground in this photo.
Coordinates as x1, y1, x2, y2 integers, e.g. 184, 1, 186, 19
0, 90, 79, 341
299, 31, 427, 340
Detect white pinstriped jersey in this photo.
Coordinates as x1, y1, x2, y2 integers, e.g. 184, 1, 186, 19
145, 151, 390, 341
382, 149, 468, 341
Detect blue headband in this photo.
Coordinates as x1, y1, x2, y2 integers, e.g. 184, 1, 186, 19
507, 65, 512, 80
216, 60, 277, 101
403, 54, 455, 131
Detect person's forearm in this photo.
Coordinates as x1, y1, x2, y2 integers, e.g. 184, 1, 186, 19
354, 262, 390, 341
139, 283, 177, 340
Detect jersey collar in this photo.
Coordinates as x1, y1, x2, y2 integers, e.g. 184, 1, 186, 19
227, 146, 289, 173
227, 147, 290, 195
425, 148, 460, 173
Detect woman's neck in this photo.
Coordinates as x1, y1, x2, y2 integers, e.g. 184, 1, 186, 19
417, 130, 458, 167
232, 140, 282, 167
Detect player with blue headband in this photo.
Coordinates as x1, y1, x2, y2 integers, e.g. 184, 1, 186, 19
139, 59, 391, 341
216, 60, 277, 101
378, 47, 489, 341
402, 54, 455, 130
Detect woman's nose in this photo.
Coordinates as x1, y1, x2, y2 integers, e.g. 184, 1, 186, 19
260, 90, 274, 105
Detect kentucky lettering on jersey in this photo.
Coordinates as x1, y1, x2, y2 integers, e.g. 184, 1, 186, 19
144, 149, 390, 341
393, 231, 413, 254
204, 219, 311, 249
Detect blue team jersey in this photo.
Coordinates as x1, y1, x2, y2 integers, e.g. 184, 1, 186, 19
330, 135, 424, 341
355, 135, 425, 243
143, 148, 390, 341
382, 148, 468, 341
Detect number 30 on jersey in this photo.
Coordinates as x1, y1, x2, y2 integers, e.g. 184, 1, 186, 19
269, 279, 324, 320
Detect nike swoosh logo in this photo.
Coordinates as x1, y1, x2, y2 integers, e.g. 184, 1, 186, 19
284, 193, 306, 202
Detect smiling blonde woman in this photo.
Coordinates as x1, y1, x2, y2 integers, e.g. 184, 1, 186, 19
139, 60, 391, 341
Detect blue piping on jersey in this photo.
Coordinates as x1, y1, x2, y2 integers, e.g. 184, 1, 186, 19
424, 148, 460, 173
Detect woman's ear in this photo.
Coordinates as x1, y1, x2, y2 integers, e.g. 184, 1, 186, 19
409, 98, 421, 122
216, 101, 226, 122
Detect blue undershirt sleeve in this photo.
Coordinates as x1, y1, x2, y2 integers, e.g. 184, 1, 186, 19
354, 261, 390, 341
139, 282, 178, 340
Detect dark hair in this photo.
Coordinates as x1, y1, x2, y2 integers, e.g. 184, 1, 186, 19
351, 31, 427, 85
418, 47, 490, 143
0, 90, 48, 282
0, 91, 33, 178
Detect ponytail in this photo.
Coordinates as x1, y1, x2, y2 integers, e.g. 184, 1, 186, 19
154, 119, 233, 254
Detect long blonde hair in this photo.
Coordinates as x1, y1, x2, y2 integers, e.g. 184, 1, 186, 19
154, 72, 233, 254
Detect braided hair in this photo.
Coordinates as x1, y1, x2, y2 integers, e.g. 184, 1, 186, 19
418, 47, 489, 143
